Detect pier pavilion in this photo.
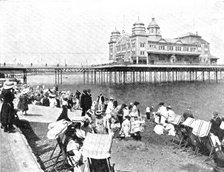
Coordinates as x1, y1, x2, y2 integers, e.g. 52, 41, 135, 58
109, 18, 218, 65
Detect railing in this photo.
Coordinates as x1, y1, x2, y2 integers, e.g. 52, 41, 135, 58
1, 62, 224, 69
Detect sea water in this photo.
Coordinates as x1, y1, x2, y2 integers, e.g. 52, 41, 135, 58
27, 73, 224, 121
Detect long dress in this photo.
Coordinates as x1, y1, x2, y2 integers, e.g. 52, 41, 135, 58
0, 89, 15, 130
17, 94, 29, 112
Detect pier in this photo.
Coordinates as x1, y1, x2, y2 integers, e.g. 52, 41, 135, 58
0, 63, 224, 85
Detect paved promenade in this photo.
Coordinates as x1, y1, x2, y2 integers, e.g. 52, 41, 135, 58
0, 126, 43, 172
0, 104, 81, 172
18, 105, 82, 123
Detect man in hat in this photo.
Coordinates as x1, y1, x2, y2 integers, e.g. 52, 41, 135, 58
183, 107, 194, 121
80, 89, 89, 116
0, 80, 16, 132
41, 91, 50, 106
210, 111, 222, 140
97, 93, 105, 111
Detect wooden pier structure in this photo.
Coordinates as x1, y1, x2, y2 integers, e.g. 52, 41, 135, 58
0, 64, 224, 85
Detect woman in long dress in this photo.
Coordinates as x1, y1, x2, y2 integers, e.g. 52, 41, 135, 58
17, 89, 29, 115
0, 81, 15, 132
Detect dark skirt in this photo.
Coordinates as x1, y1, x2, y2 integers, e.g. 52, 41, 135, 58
0, 102, 15, 127
17, 95, 29, 111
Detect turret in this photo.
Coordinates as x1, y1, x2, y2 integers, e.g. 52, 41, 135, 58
132, 17, 146, 36
147, 18, 162, 40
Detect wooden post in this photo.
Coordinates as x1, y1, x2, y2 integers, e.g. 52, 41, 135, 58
133, 71, 135, 83
60, 70, 62, 84
55, 70, 57, 85
215, 69, 218, 83
202, 70, 205, 82
208, 71, 210, 82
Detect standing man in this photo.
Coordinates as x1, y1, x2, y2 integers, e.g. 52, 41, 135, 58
86, 89, 92, 111
0, 81, 16, 132
80, 89, 89, 116
97, 93, 105, 111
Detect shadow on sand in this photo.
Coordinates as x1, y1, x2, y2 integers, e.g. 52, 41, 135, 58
17, 119, 56, 171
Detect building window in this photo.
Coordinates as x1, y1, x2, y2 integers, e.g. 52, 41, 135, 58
127, 43, 130, 49
159, 56, 165, 61
132, 42, 135, 48
132, 51, 135, 55
159, 45, 165, 50
175, 46, 181, 51
183, 47, 189, 51
190, 47, 196, 52
168, 46, 173, 50
140, 51, 145, 55
140, 42, 145, 47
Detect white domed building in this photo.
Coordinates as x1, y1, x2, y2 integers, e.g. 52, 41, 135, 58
108, 18, 217, 65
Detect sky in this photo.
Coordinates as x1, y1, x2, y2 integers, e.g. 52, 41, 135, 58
0, 0, 224, 65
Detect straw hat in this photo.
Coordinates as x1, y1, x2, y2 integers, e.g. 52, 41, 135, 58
133, 101, 140, 106
167, 105, 172, 109
159, 102, 165, 106
49, 93, 56, 98
95, 110, 103, 116
75, 129, 85, 139
3, 81, 15, 89
21, 88, 29, 95
86, 109, 94, 116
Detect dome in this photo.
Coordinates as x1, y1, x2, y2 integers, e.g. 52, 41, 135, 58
147, 18, 160, 29
111, 28, 121, 35
132, 17, 146, 36
133, 17, 145, 26
109, 27, 121, 43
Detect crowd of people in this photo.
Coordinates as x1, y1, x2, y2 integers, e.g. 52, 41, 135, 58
149, 102, 224, 144
148, 102, 224, 167
0, 81, 146, 139
1, 79, 224, 170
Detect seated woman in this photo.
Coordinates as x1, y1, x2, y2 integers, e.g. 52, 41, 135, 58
109, 115, 121, 137
91, 110, 108, 134
66, 129, 86, 172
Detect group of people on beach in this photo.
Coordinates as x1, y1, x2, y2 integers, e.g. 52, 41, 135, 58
47, 91, 146, 171
149, 102, 224, 167
57, 92, 146, 140
1, 79, 224, 170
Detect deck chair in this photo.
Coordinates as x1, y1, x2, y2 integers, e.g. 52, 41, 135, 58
168, 115, 183, 144
44, 118, 83, 172
180, 117, 196, 147
192, 119, 211, 156
207, 133, 222, 160
82, 133, 115, 172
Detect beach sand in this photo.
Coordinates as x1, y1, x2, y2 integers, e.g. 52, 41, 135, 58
18, 105, 217, 172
